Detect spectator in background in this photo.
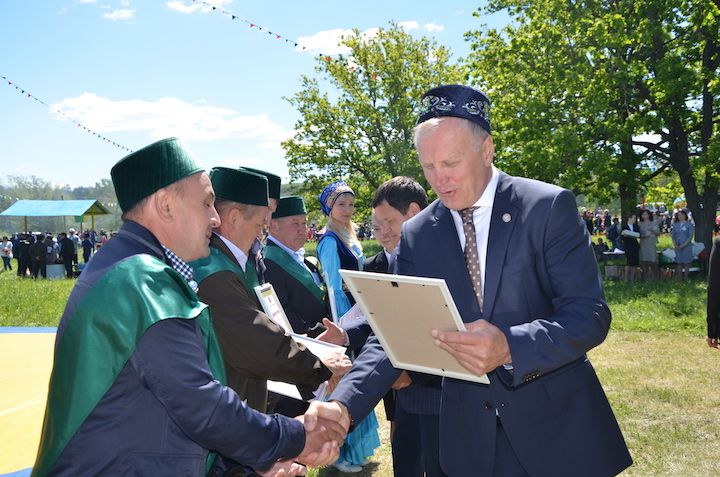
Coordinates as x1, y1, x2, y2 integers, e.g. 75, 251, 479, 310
68, 228, 81, 266
1, 236, 13, 271
672, 209, 694, 281
82, 232, 93, 263
603, 209, 612, 233
622, 213, 640, 282
707, 238, 719, 348
583, 210, 594, 235
30, 233, 47, 279
638, 209, 661, 280
593, 237, 610, 262
59, 232, 75, 278
16, 233, 30, 277
44, 233, 57, 265
607, 216, 622, 250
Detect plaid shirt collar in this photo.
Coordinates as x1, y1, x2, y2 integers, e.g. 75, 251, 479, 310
161, 245, 198, 292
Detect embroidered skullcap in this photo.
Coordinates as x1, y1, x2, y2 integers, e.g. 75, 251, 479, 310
273, 196, 307, 219
210, 167, 269, 207
243, 167, 281, 200
319, 180, 354, 216
111, 137, 204, 213
417, 84, 492, 134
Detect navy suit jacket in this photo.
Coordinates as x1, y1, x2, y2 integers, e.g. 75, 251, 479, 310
330, 172, 632, 476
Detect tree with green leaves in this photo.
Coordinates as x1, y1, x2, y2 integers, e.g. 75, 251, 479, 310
282, 23, 464, 216
466, 0, 719, 250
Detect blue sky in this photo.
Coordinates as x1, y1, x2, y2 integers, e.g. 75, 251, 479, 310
1, 0, 507, 187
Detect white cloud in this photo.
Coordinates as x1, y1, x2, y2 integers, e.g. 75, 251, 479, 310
398, 20, 420, 31
423, 22, 445, 32
297, 22, 444, 55
103, 9, 135, 21
166, 0, 233, 14
50, 93, 291, 148
77, 0, 97, 4
296, 28, 354, 56
120, 0, 131, 6
398, 21, 444, 33
296, 27, 381, 55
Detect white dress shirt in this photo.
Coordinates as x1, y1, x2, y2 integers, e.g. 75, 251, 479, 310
217, 233, 249, 272
449, 166, 500, 296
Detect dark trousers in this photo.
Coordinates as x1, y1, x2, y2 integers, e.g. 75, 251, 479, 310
2, 256, 11, 270
32, 260, 46, 279
63, 259, 74, 278
83, 251, 91, 263
17, 258, 28, 277
392, 402, 446, 477
491, 420, 529, 477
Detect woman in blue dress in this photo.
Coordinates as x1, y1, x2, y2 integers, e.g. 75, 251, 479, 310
671, 209, 695, 281
316, 180, 380, 473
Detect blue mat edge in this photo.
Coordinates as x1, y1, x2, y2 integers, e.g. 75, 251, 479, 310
0, 327, 57, 334
0, 468, 31, 477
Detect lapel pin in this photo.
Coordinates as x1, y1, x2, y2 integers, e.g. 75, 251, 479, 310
502, 213, 511, 223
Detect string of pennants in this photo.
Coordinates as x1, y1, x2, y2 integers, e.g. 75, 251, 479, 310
0, 74, 134, 153
192, 0, 355, 66
2, 2, 362, 154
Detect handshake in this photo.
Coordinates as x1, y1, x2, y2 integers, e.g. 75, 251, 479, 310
258, 401, 351, 477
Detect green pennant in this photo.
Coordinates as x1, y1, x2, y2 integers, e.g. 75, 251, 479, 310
32, 254, 226, 477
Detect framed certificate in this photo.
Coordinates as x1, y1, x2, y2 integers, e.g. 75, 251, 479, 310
340, 269, 489, 384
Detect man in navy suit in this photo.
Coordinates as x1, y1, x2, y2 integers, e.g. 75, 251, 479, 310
328, 85, 632, 476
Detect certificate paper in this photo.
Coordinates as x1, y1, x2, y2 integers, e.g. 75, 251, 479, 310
340, 269, 489, 384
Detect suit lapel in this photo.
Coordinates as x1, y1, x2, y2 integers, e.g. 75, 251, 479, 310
483, 173, 519, 320
377, 250, 389, 273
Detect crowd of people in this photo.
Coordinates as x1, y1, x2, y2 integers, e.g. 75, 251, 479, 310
0, 228, 115, 279
585, 207, 713, 282
29, 85, 638, 477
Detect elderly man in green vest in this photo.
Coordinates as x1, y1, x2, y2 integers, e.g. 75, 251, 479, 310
192, 168, 350, 415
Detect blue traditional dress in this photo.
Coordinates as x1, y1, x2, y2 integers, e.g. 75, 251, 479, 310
317, 231, 381, 466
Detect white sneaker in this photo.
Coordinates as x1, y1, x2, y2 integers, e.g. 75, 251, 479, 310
332, 460, 363, 473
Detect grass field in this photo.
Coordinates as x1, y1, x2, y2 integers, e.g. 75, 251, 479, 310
0, 250, 717, 476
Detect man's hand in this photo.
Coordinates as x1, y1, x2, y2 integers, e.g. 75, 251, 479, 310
257, 460, 307, 477
294, 401, 350, 467
316, 318, 347, 346
321, 351, 352, 376
392, 371, 412, 390
432, 319, 512, 377
707, 337, 719, 349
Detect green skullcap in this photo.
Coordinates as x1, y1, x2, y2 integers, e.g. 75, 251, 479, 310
110, 137, 204, 213
243, 167, 281, 200
272, 196, 307, 219
210, 167, 269, 206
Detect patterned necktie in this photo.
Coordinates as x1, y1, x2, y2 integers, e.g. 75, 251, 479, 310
460, 207, 483, 310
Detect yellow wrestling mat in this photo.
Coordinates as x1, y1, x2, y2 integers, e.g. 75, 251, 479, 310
0, 329, 55, 476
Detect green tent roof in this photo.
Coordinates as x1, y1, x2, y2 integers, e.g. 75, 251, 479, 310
0, 200, 110, 217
